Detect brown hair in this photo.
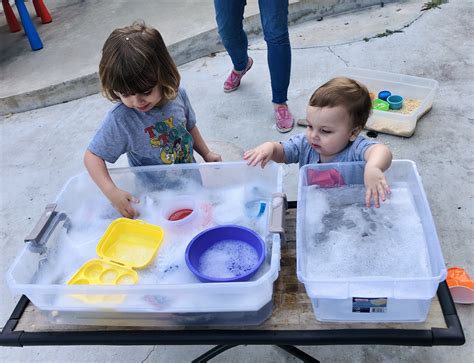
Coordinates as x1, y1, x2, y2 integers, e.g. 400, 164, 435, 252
309, 77, 372, 129
99, 21, 180, 103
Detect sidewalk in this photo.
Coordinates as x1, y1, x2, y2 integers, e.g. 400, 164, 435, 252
1, 0, 396, 115
1, 0, 473, 362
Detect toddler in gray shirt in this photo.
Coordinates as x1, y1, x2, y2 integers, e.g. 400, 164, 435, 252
244, 77, 393, 208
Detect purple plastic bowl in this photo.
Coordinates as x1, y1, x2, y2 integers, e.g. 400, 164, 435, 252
185, 225, 266, 283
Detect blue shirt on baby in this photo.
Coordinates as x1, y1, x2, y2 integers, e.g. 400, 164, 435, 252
281, 134, 377, 167
88, 87, 196, 167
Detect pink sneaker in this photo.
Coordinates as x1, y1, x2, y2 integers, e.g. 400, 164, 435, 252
223, 57, 253, 93
274, 104, 294, 133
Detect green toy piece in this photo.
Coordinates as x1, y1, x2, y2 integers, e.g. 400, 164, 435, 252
372, 98, 390, 111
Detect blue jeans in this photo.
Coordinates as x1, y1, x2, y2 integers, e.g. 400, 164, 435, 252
214, 0, 291, 104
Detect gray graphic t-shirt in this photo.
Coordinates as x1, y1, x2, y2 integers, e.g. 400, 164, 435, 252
282, 134, 377, 167
88, 87, 196, 167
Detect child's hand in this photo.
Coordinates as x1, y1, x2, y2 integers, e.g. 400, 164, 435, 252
243, 142, 274, 168
364, 165, 390, 208
106, 187, 140, 219
204, 151, 222, 162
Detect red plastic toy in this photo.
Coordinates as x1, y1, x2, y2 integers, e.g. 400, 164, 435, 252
307, 169, 345, 188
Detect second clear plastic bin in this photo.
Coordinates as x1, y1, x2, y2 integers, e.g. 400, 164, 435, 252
296, 160, 447, 322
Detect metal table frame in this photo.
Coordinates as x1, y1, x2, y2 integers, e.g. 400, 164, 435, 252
0, 202, 465, 362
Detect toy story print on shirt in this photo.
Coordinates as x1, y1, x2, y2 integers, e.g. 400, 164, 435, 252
144, 116, 193, 164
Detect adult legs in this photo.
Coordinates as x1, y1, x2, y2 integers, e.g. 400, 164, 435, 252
214, 0, 249, 72
258, 0, 291, 105
214, 0, 293, 131
259, 0, 293, 132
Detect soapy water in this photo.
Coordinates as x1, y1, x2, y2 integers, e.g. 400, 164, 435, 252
198, 240, 260, 279
32, 176, 273, 286
303, 183, 432, 279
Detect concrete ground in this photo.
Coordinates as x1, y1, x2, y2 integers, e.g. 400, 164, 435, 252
1, 0, 473, 362
1, 0, 388, 115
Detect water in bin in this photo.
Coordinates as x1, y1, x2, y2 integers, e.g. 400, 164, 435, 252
32, 217, 97, 285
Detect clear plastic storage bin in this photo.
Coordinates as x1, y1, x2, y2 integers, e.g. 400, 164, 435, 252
7, 162, 284, 326
296, 160, 446, 322
331, 67, 438, 137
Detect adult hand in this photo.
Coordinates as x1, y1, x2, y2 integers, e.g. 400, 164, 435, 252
243, 142, 274, 168
204, 151, 222, 162
106, 187, 140, 218
364, 165, 390, 208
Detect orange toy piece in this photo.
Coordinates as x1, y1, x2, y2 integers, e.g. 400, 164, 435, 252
446, 267, 474, 304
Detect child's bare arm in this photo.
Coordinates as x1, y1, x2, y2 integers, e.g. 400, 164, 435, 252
363, 144, 393, 208
83, 150, 139, 218
189, 126, 222, 162
244, 142, 285, 168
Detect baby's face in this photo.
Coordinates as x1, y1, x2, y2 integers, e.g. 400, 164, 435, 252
305, 105, 359, 162
117, 85, 162, 112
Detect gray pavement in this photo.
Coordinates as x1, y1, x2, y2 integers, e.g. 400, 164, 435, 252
1, 0, 473, 362
0, 0, 395, 115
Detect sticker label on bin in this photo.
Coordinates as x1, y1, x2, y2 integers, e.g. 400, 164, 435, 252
352, 297, 387, 313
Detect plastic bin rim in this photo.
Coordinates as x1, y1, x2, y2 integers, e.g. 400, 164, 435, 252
54, 160, 284, 204
7, 265, 279, 293
62, 160, 282, 179
6, 236, 281, 293
298, 160, 417, 183
298, 160, 420, 187
370, 109, 427, 118
296, 270, 447, 284
31, 300, 273, 313
299, 159, 415, 169
331, 67, 439, 87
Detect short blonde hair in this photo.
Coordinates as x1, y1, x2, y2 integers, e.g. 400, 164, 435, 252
309, 77, 372, 129
99, 21, 180, 102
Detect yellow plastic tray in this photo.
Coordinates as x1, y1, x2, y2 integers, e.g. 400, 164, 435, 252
67, 259, 140, 304
67, 218, 164, 303
68, 259, 139, 285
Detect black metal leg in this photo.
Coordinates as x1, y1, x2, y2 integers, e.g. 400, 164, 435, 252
277, 345, 320, 363
192, 344, 319, 363
192, 344, 239, 362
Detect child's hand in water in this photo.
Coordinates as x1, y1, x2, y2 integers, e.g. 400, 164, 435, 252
204, 151, 222, 162
244, 142, 274, 168
364, 165, 391, 208
106, 187, 140, 219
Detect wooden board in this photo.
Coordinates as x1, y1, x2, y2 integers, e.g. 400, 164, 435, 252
15, 208, 446, 332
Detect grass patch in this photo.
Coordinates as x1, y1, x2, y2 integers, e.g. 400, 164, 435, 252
421, 0, 448, 11
364, 29, 403, 42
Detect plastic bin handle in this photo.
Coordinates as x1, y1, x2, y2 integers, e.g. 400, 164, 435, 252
24, 203, 71, 252
269, 193, 287, 241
